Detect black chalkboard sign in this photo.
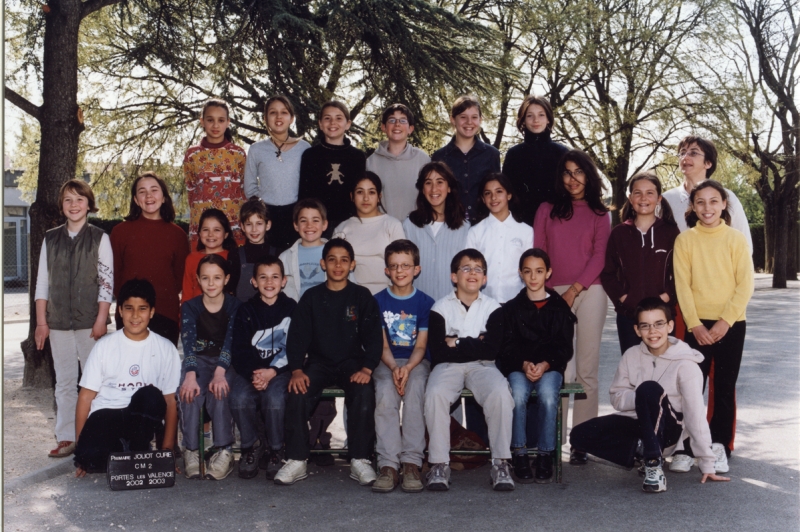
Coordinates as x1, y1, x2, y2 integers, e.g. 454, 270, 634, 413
106, 450, 176, 491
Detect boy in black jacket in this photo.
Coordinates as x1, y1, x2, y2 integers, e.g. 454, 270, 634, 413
229, 256, 296, 480
497, 248, 576, 483
274, 238, 383, 486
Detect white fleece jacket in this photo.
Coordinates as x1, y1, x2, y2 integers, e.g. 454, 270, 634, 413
611, 337, 715, 474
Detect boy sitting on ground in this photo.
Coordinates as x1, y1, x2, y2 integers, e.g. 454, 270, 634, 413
229, 256, 296, 480
569, 297, 729, 493
372, 239, 435, 493
274, 238, 383, 486
73, 279, 181, 476
424, 249, 515, 492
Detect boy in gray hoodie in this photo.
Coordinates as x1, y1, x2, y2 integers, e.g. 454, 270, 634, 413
570, 297, 729, 493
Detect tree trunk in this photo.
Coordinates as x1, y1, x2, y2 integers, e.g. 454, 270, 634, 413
771, 200, 790, 288
22, 0, 85, 388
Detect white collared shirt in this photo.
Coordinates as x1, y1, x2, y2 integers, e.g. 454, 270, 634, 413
663, 184, 753, 251
466, 214, 533, 303
431, 290, 500, 338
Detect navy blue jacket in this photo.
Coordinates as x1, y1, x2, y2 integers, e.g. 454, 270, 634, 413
432, 136, 500, 221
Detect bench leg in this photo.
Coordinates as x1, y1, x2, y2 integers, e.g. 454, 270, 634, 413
556, 394, 562, 483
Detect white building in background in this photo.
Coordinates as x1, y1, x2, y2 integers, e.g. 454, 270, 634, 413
4, 168, 30, 285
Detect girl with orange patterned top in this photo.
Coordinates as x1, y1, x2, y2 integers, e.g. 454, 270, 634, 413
183, 98, 248, 245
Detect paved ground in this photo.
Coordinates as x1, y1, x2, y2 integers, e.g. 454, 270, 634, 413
3, 275, 799, 531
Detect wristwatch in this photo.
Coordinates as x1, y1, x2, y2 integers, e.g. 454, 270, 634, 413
455, 338, 460, 347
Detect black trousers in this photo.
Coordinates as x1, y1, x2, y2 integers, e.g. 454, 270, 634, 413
570, 381, 683, 467
285, 359, 375, 461
267, 203, 297, 255
686, 319, 746, 454
73, 385, 167, 473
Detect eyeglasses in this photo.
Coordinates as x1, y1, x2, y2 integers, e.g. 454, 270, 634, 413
388, 263, 414, 271
458, 266, 485, 275
386, 118, 409, 125
678, 149, 704, 159
562, 168, 585, 181
637, 320, 668, 332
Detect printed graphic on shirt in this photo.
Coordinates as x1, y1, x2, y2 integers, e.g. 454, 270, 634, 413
345, 305, 358, 322
510, 237, 525, 249
250, 317, 290, 369
299, 260, 325, 296
382, 310, 418, 347
327, 164, 344, 185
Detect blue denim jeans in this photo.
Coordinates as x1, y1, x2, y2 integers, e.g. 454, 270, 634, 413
509, 370, 563, 452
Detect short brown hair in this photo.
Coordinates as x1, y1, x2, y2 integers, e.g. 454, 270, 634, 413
264, 94, 296, 117
678, 135, 717, 178
292, 198, 327, 224
516, 95, 554, 133
384, 239, 420, 267
240, 197, 271, 225
450, 248, 487, 274
451, 95, 481, 118
59, 179, 98, 213
319, 101, 351, 122
381, 103, 415, 126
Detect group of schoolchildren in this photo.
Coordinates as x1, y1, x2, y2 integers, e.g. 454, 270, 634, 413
35, 92, 754, 495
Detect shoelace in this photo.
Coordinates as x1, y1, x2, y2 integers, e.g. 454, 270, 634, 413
496, 463, 511, 480
428, 465, 445, 481
645, 467, 660, 482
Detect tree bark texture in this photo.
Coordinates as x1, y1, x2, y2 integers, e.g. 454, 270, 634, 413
21, 0, 86, 388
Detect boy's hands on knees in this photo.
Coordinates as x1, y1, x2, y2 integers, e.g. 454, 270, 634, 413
350, 367, 372, 384
523, 361, 550, 382
288, 369, 310, 394
701, 473, 730, 483
445, 336, 458, 348
393, 366, 409, 396
708, 320, 730, 343
35, 323, 50, 350
179, 371, 201, 403
209, 367, 230, 400
691, 324, 715, 345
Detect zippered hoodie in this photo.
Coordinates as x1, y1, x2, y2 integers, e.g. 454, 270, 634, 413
601, 218, 680, 319
611, 337, 715, 473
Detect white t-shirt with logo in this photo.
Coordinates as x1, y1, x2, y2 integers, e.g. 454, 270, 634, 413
80, 329, 181, 416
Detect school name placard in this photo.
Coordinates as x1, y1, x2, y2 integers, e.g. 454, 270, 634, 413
107, 450, 176, 491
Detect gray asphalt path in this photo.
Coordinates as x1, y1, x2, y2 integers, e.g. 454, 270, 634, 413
3, 276, 798, 531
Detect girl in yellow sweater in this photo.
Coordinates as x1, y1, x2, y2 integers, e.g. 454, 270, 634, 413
674, 180, 753, 475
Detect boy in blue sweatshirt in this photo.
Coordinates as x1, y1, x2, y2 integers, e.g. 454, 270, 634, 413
229, 256, 297, 480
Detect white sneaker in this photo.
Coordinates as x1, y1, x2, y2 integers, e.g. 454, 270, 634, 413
274, 459, 308, 485
206, 448, 234, 480
350, 458, 377, 486
712, 443, 729, 473
642, 460, 667, 493
669, 454, 694, 473
184, 449, 200, 479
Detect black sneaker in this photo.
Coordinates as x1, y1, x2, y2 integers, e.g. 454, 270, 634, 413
265, 448, 284, 480
238, 441, 263, 479
569, 448, 588, 465
512, 453, 534, 483
534, 453, 554, 483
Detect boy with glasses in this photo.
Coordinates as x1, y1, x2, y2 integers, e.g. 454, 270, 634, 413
372, 240, 435, 493
366, 104, 431, 221
663, 136, 752, 250
569, 297, 728, 493
424, 249, 515, 491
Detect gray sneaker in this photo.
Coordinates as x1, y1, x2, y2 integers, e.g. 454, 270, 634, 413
426, 462, 450, 491
238, 441, 263, 479
490, 459, 515, 491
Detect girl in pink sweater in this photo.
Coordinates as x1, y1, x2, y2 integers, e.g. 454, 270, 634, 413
533, 149, 611, 465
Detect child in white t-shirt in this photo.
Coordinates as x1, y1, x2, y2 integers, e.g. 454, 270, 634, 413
73, 279, 181, 476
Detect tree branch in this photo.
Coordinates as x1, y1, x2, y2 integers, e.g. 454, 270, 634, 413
81, 0, 122, 21
4, 86, 41, 122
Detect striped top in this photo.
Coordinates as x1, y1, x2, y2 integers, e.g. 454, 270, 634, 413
402, 217, 471, 301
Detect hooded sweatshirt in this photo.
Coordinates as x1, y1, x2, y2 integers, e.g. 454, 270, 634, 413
610, 337, 715, 473
600, 217, 680, 319
366, 141, 431, 221
231, 292, 297, 378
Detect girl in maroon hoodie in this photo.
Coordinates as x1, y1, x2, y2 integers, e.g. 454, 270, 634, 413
601, 172, 680, 354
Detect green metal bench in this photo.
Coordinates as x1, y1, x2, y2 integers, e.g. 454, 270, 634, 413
315, 382, 585, 483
